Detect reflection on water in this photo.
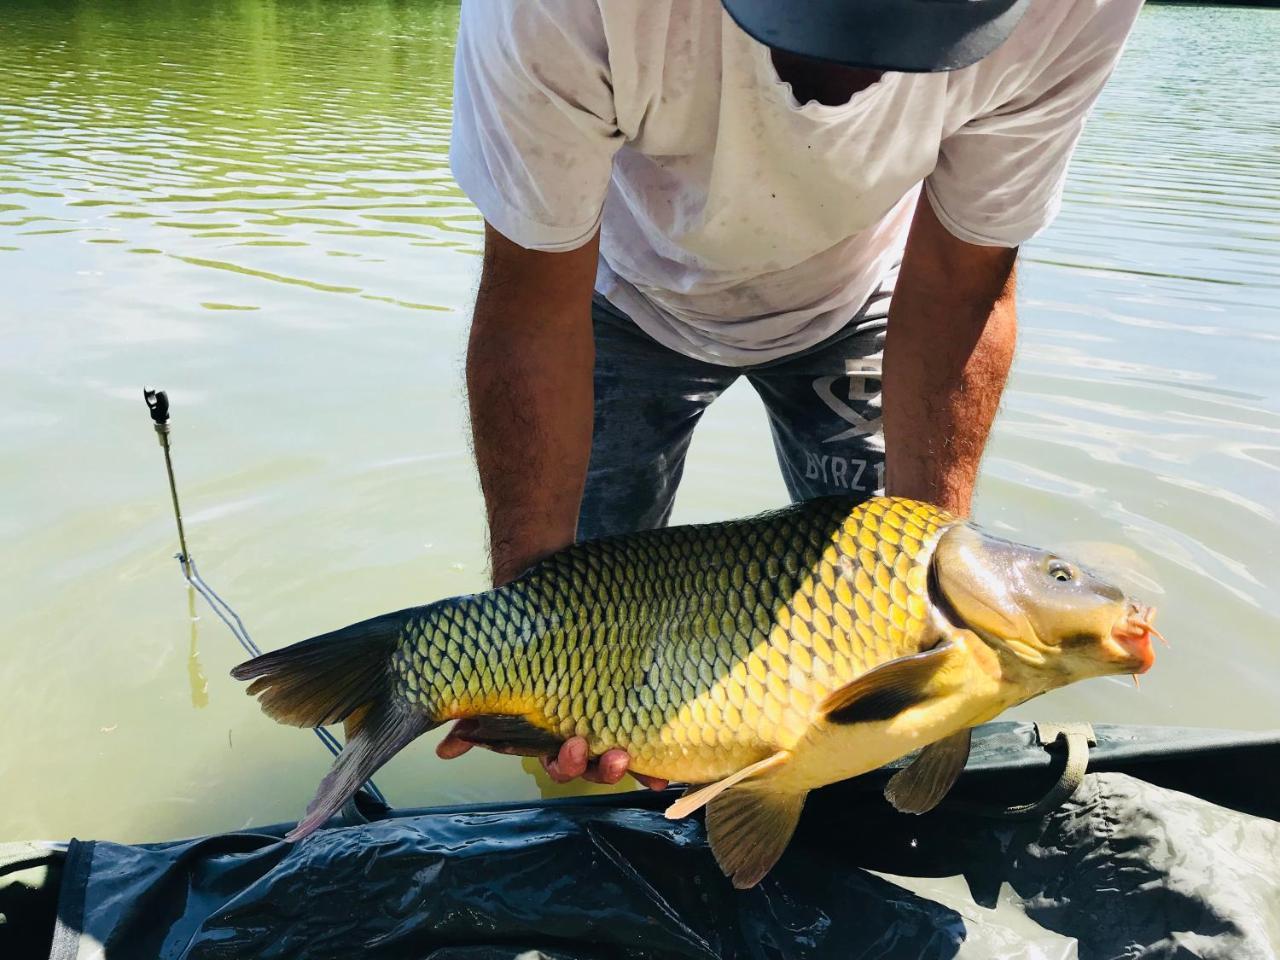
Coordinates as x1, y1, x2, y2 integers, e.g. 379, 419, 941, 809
186, 585, 209, 710
1, 1, 1277, 844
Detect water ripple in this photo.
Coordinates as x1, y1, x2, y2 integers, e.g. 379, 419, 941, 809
0, 0, 470, 321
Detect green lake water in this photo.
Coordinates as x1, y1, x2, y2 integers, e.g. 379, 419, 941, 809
1, 1, 1277, 843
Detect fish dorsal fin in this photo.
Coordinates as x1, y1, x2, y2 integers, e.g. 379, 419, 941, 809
664, 750, 789, 820
706, 785, 808, 889
820, 641, 959, 726
884, 728, 972, 814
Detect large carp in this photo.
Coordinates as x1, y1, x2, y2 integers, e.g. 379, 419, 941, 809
233, 496, 1159, 888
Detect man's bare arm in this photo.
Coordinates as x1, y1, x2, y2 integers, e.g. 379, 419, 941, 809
439, 223, 666, 789
466, 223, 598, 587
882, 194, 1019, 515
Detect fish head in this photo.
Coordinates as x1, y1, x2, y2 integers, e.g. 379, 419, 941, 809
931, 523, 1158, 690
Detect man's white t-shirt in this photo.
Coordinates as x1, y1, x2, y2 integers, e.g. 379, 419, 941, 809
450, 0, 1142, 366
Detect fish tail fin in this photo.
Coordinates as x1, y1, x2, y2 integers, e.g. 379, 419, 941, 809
287, 696, 433, 841
231, 610, 408, 728
230, 609, 438, 840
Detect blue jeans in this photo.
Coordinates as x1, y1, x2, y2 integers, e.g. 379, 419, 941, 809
577, 289, 891, 541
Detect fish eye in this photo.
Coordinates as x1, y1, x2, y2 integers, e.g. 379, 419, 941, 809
1048, 559, 1074, 583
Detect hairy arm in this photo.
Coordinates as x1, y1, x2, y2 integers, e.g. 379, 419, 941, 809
440, 223, 666, 789
882, 194, 1019, 515
466, 223, 599, 587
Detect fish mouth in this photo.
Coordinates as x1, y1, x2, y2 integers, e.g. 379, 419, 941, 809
1106, 603, 1161, 674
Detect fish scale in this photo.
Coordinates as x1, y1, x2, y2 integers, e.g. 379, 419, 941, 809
387, 496, 949, 783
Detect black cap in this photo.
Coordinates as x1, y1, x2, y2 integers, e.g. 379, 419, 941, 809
720, 0, 1031, 73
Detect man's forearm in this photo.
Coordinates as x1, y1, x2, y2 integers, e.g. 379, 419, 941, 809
882, 197, 1019, 516
466, 226, 599, 586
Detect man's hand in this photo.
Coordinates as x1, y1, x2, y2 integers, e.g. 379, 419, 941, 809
435, 732, 669, 790
883, 193, 1019, 516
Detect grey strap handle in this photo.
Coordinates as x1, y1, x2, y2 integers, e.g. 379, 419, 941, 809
990, 721, 1097, 820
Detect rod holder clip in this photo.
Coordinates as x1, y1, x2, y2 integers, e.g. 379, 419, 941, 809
144, 388, 170, 425
144, 388, 172, 444
143, 386, 189, 566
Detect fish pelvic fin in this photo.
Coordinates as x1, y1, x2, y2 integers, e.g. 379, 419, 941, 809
706, 784, 808, 890
663, 751, 799, 889
819, 640, 961, 726
664, 750, 789, 820
884, 728, 972, 815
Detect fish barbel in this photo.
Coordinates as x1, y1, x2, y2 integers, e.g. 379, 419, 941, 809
233, 496, 1159, 887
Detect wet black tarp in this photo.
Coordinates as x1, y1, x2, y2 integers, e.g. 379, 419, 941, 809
5, 722, 1279, 959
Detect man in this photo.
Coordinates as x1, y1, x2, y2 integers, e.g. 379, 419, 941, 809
436, 0, 1143, 788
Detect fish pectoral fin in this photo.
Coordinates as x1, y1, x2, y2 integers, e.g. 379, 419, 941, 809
448, 714, 564, 757
706, 785, 808, 890
884, 728, 972, 814
820, 641, 960, 726
663, 751, 789, 820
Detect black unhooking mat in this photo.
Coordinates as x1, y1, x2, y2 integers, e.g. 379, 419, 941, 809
4, 722, 1279, 960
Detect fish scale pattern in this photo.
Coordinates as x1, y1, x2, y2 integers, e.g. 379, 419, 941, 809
390, 496, 954, 783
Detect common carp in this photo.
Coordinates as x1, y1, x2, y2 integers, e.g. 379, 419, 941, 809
233, 495, 1160, 888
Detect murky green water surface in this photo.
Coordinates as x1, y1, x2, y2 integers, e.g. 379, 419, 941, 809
2, 1, 1277, 843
